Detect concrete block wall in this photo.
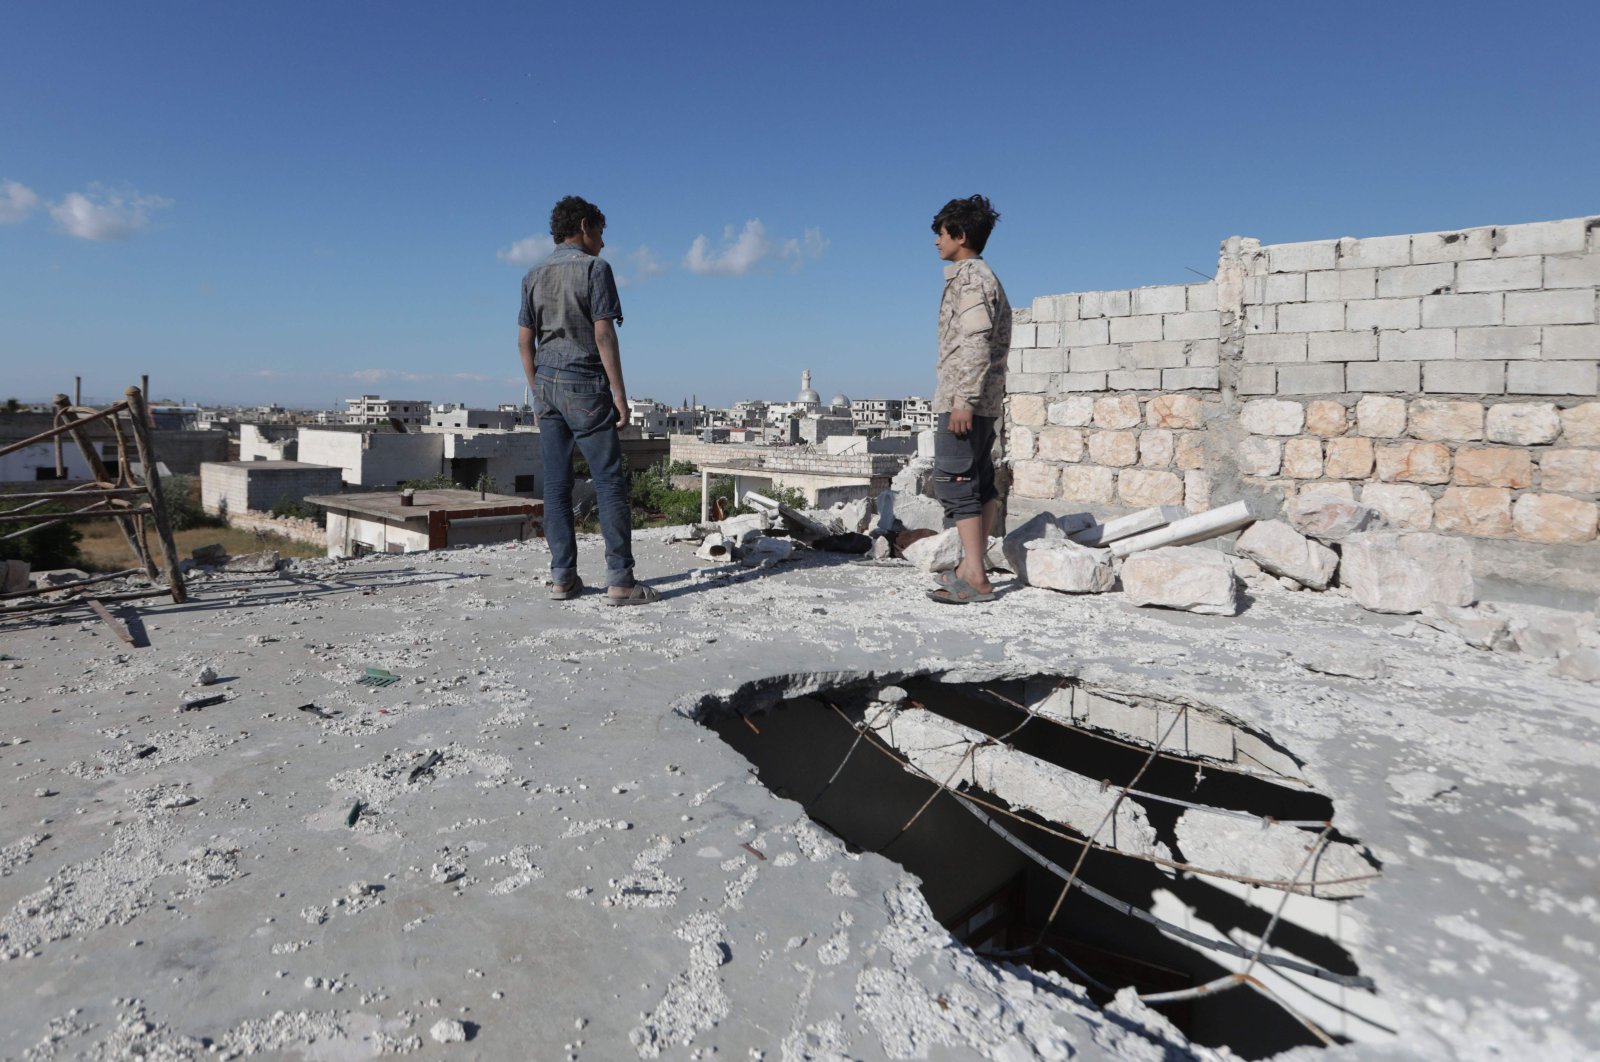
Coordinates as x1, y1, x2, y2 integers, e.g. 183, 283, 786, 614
1006, 214, 1600, 594
201, 462, 345, 516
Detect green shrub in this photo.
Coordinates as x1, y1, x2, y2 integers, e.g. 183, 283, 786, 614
0, 498, 84, 570
158, 474, 222, 531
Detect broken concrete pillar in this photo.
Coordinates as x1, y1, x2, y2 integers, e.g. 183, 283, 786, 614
902, 527, 962, 573
1235, 519, 1339, 590
696, 533, 734, 562
1286, 494, 1385, 543
1340, 531, 1475, 615
1120, 546, 1242, 616
1069, 505, 1185, 547
1018, 540, 1116, 594
717, 511, 771, 543
1108, 500, 1257, 558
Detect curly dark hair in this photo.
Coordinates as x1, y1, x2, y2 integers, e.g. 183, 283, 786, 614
550, 195, 606, 244
931, 195, 1000, 254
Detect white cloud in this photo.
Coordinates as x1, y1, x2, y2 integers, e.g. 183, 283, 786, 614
781, 227, 829, 267
684, 219, 826, 277
50, 185, 172, 241
0, 180, 39, 224
498, 235, 550, 266
350, 368, 393, 384
617, 245, 668, 287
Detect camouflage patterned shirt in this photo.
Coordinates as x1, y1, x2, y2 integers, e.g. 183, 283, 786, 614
934, 257, 1011, 416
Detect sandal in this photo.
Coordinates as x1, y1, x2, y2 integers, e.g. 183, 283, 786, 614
605, 583, 662, 606
928, 573, 996, 604
549, 576, 584, 601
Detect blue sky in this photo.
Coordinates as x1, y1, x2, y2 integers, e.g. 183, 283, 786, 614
3, 1, 1597, 410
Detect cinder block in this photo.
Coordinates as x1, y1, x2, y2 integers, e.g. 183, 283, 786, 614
1379, 328, 1457, 361
1543, 324, 1599, 360
1032, 295, 1062, 322
1163, 310, 1219, 341
1308, 331, 1378, 362
1411, 227, 1497, 264
1021, 348, 1067, 373
1070, 344, 1121, 372
1006, 349, 1023, 373
1032, 294, 1080, 322
1347, 361, 1421, 392
1269, 239, 1339, 273
1059, 372, 1109, 392
1163, 367, 1221, 390
1544, 252, 1600, 289
1422, 293, 1504, 328
1505, 289, 1595, 326
1457, 325, 1541, 360
1185, 338, 1221, 366
1276, 363, 1346, 395
1108, 369, 1162, 390
1244, 304, 1276, 333
1060, 318, 1110, 346
1277, 301, 1346, 332
1243, 333, 1308, 363
1011, 322, 1039, 348
1186, 284, 1218, 312
1378, 262, 1456, 298
1338, 234, 1411, 268
1238, 365, 1277, 394
1508, 361, 1599, 396
1033, 322, 1060, 348
1496, 218, 1589, 257
1424, 361, 1507, 395
1242, 275, 1266, 305
1006, 373, 1051, 394
1458, 256, 1542, 293
1123, 341, 1188, 370
1346, 298, 1421, 330
1080, 289, 1132, 318
1264, 273, 1306, 303
1132, 285, 1187, 315
1109, 314, 1164, 343
1307, 268, 1376, 301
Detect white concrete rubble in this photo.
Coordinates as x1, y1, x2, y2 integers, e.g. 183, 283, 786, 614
1108, 501, 1257, 558
1341, 531, 1476, 614
1018, 540, 1116, 594
901, 527, 961, 573
1287, 494, 1386, 542
1119, 546, 1242, 616
1069, 505, 1185, 547
1235, 519, 1339, 590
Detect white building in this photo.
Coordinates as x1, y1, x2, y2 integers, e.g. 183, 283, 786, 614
344, 395, 430, 427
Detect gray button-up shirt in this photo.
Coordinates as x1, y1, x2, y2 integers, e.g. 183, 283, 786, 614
518, 243, 623, 372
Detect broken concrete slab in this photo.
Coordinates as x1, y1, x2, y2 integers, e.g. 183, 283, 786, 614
830, 497, 874, 535
1553, 648, 1600, 683
191, 543, 226, 565
1069, 505, 1185, 548
222, 550, 280, 574
888, 492, 946, 534
1235, 519, 1339, 590
1173, 815, 1374, 900
1502, 609, 1587, 660
1286, 494, 1385, 543
1341, 531, 1475, 615
1000, 511, 1068, 577
1120, 546, 1242, 616
1018, 540, 1115, 594
1108, 500, 1257, 558
716, 511, 770, 543
901, 527, 961, 573
1417, 603, 1509, 650
889, 456, 934, 496
739, 535, 794, 567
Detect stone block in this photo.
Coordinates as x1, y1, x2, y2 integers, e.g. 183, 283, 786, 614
1433, 486, 1514, 537
1010, 425, 1035, 459
1059, 464, 1116, 503
1012, 461, 1059, 498
903, 527, 962, 572
1379, 328, 1457, 361
1338, 234, 1411, 268
1276, 302, 1346, 335
1001, 511, 1068, 572
1120, 546, 1242, 616
1308, 331, 1377, 363
1117, 469, 1185, 507
1496, 217, 1589, 257
1092, 394, 1142, 429
1047, 396, 1096, 426
1360, 483, 1434, 530
1508, 361, 1599, 396
1238, 365, 1276, 395
1377, 441, 1452, 483
1544, 252, 1600, 289
1560, 403, 1600, 446
1543, 324, 1600, 360
1423, 361, 1507, 395
1347, 361, 1420, 392
1281, 437, 1323, 479
1007, 372, 1051, 393
1277, 363, 1347, 395
1187, 284, 1218, 312
1145, 394, 1205, 429
1324, 436, 1376, 478
1456, 325, 1541, 360
1422, 293, 1503, 328
1059, 372, 1109, 392
1237, 436, 1283, 476
1070, 344, 1122, 372
1163, 367, 1221, 389
1184, 470, 1211, 511
1236, 519, 1339, 589
1036, 426, 1085, 462
1175, 432, 1206, 470
1307, 268, 1376, 301
1505, 289, 1595, 326
1346, 297, 1421, 330
1107, 369, 1162, 391
1087, 430, 1139, 466
1409, 399, 1484, 441
1020, 540, 1117, 593
1241, 398, 1306, 436
1287, 494, 1384, 541
1186, 338, 1221, 366
1305, 400, 1350, 436
1456, 256, 1542, 293
1263, 273, 1306, 303
890, 491, 946, 533
1012, 323, 1039, 348
1010, 394, 1047, 427
1121, 341, 1188, 370
1021, 348, 1067, 374
1410, 227, 1496, 263
1486, 402, 1561, 445
1513, 494, 1598, 544
1032, 295, 1068, 321
1243, 333, 1308, 363
1034, 322, 1061, 347
1268, 239, 1339, 273
1080, 289, 1131, 318
1540, 449, 1600, 493
1453, 447, 1534, 488
1061, 318, 1111, 346
1244, 303, 1276, 332
1110, 315, 1163, 344
1163, 311, 1218, 341
1379, 262, 1456, 298
1341, 531, 1475, 614
1139, 428, 1174, 467
1133, 285, 1188, 315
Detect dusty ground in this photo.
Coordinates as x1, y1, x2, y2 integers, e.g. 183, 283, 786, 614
0, 531, 1596, 1060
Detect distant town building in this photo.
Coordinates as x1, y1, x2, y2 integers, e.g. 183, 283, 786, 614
344, 395, 430, 427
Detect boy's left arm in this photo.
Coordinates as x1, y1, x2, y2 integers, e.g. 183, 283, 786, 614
947, 276, 996, 435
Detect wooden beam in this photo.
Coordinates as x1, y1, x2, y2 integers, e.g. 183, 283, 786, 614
86, 598, 137, 646
122, 387, 187, 603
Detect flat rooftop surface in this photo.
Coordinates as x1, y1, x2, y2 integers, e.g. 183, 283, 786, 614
302, 489, 535, 520
0, 532, 1595, 1058
205, 461, 339, 471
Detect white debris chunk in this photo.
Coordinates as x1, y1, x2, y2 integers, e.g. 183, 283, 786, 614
1119, 547, 1241, 616
1235, 519, 1338, 590
430, 1018, 469, 1043
1341, 531, 1475, 615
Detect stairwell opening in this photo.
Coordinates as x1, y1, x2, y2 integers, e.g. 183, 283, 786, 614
701, 672, 1392, 1060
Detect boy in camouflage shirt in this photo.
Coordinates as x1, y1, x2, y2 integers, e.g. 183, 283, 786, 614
928, 195, 1011, 604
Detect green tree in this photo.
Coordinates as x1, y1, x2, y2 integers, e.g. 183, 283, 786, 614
0, 499, 84, 570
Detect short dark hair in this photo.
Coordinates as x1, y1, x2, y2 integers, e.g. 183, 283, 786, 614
550, 196, 606, 244
932, 195, 1000, 254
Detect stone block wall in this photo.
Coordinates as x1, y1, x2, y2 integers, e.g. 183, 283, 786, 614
1005, 214, 1600, 594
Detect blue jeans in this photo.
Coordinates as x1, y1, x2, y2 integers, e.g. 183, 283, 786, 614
535, 367, 634, 589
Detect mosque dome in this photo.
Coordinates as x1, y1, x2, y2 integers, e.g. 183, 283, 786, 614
829, 393, 851, 411
796, 368, 821, 407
